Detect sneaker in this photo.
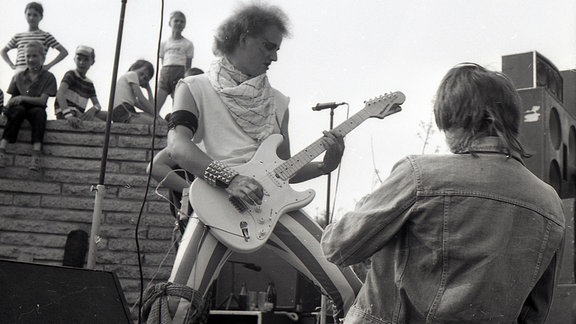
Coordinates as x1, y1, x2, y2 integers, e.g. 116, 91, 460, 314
29, 154, 41, 171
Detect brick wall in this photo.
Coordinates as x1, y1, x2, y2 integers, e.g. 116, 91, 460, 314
0, 119, 176, 310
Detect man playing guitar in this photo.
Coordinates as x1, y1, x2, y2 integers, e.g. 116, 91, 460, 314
152, 4, 363, 324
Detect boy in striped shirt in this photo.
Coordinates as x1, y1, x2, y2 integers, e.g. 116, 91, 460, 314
1, 2, 68, 71
55, 45, 106, 128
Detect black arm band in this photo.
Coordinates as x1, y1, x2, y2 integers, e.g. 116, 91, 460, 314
168, 110, 198, 134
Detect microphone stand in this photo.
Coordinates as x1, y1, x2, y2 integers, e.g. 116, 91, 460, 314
219, 260, 261, 310
325, 107, 335, 227
87, 0, 127, 270
320, 107, 335, 324
311, 101, 345, 323
220, 262, 242, 310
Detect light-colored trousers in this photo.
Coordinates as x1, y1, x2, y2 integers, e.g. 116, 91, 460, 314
168, 209, 362, 323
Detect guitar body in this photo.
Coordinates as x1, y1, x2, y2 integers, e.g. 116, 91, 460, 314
190, 134, 316, 253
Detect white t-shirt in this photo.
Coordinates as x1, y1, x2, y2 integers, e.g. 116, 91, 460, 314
113, 71, 139, 107
160, 37, 194, 66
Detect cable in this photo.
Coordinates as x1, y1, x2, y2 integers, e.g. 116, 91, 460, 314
154, 168, 193, 211
370, 136, 383, 186
129, 234, 178, 316
134, 1, 165, 323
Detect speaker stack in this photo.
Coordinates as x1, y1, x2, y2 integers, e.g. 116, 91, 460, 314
503, 52, 576, 324
502, 51, 576, 198
561, 69, 576, 120
516, 87, 576, 198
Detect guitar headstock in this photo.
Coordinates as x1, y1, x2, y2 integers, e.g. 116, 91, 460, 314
364, 91, 405, 119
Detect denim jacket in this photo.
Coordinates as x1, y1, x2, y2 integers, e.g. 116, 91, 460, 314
322, 137, 565, 324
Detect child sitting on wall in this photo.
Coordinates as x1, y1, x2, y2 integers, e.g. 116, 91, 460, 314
55, 45, 106, 128
0, 40, 57, 171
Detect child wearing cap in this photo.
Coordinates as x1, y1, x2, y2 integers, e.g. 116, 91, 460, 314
1, 2, 68, 71
155, 11, 194, 116
55, 45, 106, 128
0, 41, 57, 171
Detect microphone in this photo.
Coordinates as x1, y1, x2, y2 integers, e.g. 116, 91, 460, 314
312, 102, 346, 111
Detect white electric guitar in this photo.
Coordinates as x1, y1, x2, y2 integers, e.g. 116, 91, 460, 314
190, 91, 405, 253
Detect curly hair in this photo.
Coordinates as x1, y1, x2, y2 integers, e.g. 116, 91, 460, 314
213, 3, 291, 56
434, 63, 528, 157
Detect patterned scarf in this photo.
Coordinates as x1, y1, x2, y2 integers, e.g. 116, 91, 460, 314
208, 57, 275, 142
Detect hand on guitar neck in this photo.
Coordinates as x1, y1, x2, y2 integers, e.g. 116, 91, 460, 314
290, 130, 345, 184
318, 130, 346, 174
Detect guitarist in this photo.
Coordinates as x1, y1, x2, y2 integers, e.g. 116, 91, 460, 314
153, 3, 362, 324
321, 64, 566, 323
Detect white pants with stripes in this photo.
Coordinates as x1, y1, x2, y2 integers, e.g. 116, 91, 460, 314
168, 209, 362, 323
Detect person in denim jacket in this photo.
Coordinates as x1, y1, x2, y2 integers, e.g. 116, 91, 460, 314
322, 63, 566, 324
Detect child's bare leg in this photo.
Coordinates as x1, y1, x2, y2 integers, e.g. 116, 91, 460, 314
29, 142, 42, 171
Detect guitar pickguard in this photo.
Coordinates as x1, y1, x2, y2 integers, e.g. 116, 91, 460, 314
191, 134, 316, 253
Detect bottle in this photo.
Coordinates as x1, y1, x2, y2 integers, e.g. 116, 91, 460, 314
265, 281, 277, 311
295, 297, 303, 313
238, 282, 248, 310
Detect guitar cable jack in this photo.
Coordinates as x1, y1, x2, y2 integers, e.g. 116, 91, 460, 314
240, 221, 250, 241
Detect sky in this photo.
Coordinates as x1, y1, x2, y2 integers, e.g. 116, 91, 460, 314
1, 0, 575, 220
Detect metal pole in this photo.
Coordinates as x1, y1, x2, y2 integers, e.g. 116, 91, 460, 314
324, 107, 335, 226
86, 0, 128, 269
320, 107, 336, 324
86, 185, 105, 269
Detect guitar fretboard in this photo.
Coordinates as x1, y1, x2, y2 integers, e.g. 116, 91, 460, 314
273, 91, 404, 180
273, 109, 371, 181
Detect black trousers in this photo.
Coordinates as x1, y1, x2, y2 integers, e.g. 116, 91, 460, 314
2, 104, 47, 144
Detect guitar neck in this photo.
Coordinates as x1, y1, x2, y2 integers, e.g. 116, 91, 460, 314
274, 109, 371, 181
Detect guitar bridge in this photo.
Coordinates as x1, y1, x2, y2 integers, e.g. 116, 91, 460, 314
229, 196, 248, 212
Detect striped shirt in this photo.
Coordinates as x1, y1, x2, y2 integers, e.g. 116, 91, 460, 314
5, 30, 62, 69
55, 70, 97, 117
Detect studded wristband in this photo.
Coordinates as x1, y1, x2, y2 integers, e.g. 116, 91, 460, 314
204, 160, 239, 189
